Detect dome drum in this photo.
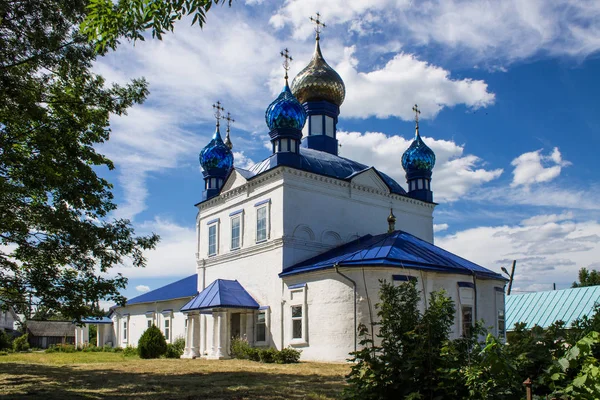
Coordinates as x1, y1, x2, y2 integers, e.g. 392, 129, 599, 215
268, 127, 303, 141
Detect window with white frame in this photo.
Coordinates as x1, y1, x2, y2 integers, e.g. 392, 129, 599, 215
256, 311, 266, 342
256, 204, 269, 243
291, 305, 302, 339
164, 319, 170, 341
231, 214, 241, 250
289, 284, 307, 344
462, 306, 473, 337
497, 310, 505, 339
208, 223, 218, 256
123, 320, 127, 340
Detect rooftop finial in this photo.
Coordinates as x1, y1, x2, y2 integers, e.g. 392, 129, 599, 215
310, 12, 326, 40
387, 208, 396, 233
212, 101, 225, 128
280, 48, 293, 84
224, 112, 234, 149
412, 104, 421, 137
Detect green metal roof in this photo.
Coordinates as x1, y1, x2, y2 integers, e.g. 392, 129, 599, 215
506, 286, 600, 331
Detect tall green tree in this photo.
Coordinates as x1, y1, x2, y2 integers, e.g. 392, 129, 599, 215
572, 268, 600, 288
0, 0, 159, 321
81, 0, 231, 51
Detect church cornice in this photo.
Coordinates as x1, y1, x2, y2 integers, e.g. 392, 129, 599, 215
198, 237, 285, 267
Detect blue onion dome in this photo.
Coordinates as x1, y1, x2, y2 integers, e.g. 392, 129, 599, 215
291, 38, 345, 107
401, 129, 436, 173
199, 127, 234, 173
265, 83, 307, 130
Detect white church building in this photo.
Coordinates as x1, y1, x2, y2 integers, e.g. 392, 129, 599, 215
95, 28, 507, 362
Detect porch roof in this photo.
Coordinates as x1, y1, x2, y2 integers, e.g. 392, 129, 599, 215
180, 279, 260, 312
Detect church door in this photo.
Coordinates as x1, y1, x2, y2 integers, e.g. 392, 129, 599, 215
230, 313, 241, 339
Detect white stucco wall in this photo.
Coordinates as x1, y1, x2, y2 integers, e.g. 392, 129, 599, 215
110, 297, 192, 348
0, 308, 17, 331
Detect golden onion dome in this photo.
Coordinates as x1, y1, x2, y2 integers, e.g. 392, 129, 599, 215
291, 38, 346, 107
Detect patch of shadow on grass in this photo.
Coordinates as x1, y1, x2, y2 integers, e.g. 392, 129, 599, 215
0, 363, 345, 400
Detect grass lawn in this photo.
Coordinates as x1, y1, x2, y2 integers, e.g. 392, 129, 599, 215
0, 352, 349, 399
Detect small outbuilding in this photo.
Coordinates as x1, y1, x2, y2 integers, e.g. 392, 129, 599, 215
26, 320, 75, 349
506, 285, 600, 331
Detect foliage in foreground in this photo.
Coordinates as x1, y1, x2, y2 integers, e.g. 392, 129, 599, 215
12, 334, 29, 352
1, 0, 159, 322
138, 326, 167, 359
165, 337, 186, 358
344, 280, 600, 400
231, 337, 301, 364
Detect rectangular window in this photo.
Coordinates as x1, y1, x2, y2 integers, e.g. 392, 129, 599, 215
208, 223, 217, 256
462, 306, 473, 337
310, 115, 322, 135
498, 310, 505, 339
256, 312, 266, 342
123, 321, 127, 340
147, 320, 152, 328
325, 116, 334, 137
291, 305, 302, 340
164, 319, 170, 341
231, 215, 241, 250
256, 206, 267, 242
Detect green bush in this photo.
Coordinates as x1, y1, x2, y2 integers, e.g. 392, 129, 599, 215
258, 347, 277, 363
0, 330, 12, 350
275, 347, 301, 364
230, 337, 300, 364
164, 336, 185, 358
12, 334, 29, 352
0, 351, 7, 356
122, 345, 137, 357
113, 346, 123, 353
137, 325, 167, 359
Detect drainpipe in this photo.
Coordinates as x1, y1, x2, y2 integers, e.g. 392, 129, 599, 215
335, 263, 357, 352
472, 272, 478, 322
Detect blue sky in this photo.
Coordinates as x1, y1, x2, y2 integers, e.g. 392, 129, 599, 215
94, 0, 600, 305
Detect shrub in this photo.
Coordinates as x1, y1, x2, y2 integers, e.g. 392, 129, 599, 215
138, 325, 167, 359
123, 345, 137, 357
258, 347, 277, 363
275, 347, 301, 364
0, 351, 7, 356
113, 346, 123, 353
164, 343, 182, 358
231, 337, 252, 359
12, 334, 29, 352
0, 330, 12, 350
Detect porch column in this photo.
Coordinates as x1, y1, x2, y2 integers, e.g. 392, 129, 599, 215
215, 311, 224, 358
83, 324, 89, 346
245, 312, 254, 344
191, 313, 201, 358
199, 314, 206, 356
182, 314, 191, 358
97, 325, 102, 347
74, 327, 79, 347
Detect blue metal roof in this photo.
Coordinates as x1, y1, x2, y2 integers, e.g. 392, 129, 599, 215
280, 230, 505, 280
81, 316, 112, 324
180, 279, 260, 312
247, 148, 407, 195
126, 274, 198, 305
506, 286, 600, 331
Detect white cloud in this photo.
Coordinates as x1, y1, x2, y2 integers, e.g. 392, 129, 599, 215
135, 285, 151, 293
511, 147, 570, 187
338, 130, 503, 202
436, 215, 600, 291
113, 217, 196, 278
434, 223, 449, 233
338, 47, 495, 120
233, 151, 256, 170
271, 0, 600, 62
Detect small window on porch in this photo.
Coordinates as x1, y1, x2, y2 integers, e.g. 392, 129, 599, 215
164, 319, 170, 341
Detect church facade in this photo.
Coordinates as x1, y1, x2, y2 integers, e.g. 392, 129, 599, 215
103, 27, 507, 362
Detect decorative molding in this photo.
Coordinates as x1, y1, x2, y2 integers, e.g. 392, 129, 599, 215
198, 237, 285, 267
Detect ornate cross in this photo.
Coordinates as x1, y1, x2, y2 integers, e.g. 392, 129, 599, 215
280, 48, 293, 82
224, 112, 234, 134
212, 101, 224, 127
310, 12, 326, 39
412, 104, 421, 124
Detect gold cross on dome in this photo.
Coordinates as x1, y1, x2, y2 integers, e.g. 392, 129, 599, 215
212, 101, 225, 126
412, 104, 421, 124
280, 48, 293, 81
310, 12, 326, 39
224, 112, 235, 133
